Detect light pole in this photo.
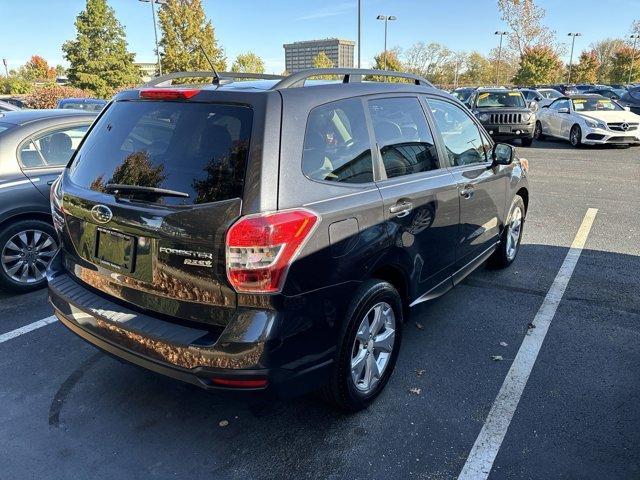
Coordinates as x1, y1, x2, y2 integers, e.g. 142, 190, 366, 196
494, 31, 509, 85
357, 0, 361, 68
139, 0, 167, 76
376, 15, 396, 70
630, 34, 639, 85
2, 59, 8, 77
567, 32, 582, 84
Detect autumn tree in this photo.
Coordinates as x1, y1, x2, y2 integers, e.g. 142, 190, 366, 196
21, 55, 56, 81
609, 46, 640, 84
158, 0, 226, 75
312, 51, 334, 69
460, 52, 493, 85
590, 38, 627, 83
231, 52, 265, 74
497, 0, 556, 56
403, 42, 454, 83
512, 46, 564, 85
488, 47, 519, 85
572, 50, 600, 84
62, 0, 140, 98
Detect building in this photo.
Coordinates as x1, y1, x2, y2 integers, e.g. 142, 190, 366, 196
283, 39, 355, 73
135, 62, 159, 82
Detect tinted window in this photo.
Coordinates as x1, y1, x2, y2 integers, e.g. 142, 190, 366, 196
302, 97, 373, 184
428, 98, 486, 166
69, 101, 252, 205
19, 124, 90, 169
368, 97, 439, 178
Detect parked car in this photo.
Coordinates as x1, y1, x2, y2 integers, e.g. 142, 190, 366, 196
0, 100, 20, 112
0, 109, 96, 292
550, 84, 579, 96
584, 88, 622, 101
535, 95, 640, 147
451, 87, 476, 106
47, 68, 529, 411
56, 97, 107, 112
466, 88, 535, 146
0, 96, 29, 109
619, 87, 640, 115
519, 88, 562, 109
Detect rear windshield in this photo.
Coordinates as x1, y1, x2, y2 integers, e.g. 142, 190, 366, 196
68, 100, 252, 205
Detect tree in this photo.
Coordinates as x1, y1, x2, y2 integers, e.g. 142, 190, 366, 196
62, 0, 140, 98
21, 56, 56, 81
572, 50, 600, 84
609, 46, 640, 84
0, 76, 33, 95
460, 52, 493, 85
497, 0, 556, 56
370, 50, 405, 82
590, 38, 627, 83
403, 42, 454, 83
231, 52, 265, 74
312, 51, 334, 69
512, 46, 564, 85
488, 47, 519, 85
158, 0, 226, 75
25, 85, 91, 109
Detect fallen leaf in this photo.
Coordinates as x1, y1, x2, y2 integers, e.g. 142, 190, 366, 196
500, 341, 508, 347
527, 322, 536, 330
415, 368, 426, 377
415, 322, 424, 330
219, 420, 229, 427
491, 355, 503, 362
409, 387, 422, 395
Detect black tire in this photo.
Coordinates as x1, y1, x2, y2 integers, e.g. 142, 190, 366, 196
521, 136, 534, 147
321, 279, 403, 412
0, 219, 57, 293
489, 195, 525, 269
570, 124, 582, 148
534, 121, 546, 140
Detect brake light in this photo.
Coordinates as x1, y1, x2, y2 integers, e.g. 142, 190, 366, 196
211, 377, 268, 388
139, 88, 200, 100
226, 209, 319, 293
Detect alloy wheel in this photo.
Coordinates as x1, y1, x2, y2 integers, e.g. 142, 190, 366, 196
1, 229, 58, 285
351, 302, 396, 394
505, 206, 522, 261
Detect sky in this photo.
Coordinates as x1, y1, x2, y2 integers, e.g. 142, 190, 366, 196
0, 0, 638, 74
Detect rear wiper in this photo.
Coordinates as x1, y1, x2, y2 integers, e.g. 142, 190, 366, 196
103, 184, 190, 198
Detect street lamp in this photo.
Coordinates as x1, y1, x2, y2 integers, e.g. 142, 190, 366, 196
630, 34, 639, 85
494, 31, 509, 85
139, 0, 167, 77
567, 32, 582, 84
376, 14, 397, 70
357, 0, 361, 68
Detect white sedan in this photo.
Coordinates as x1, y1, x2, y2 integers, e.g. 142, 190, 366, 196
535, 95, 640, 147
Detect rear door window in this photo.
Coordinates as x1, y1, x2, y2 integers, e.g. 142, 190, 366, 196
367, 97, 440, 178
68, 101, 253, 205
302, 97, 374, 184
19, 124, 90, 169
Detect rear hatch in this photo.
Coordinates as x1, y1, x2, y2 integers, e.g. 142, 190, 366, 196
58, 94, 254, 326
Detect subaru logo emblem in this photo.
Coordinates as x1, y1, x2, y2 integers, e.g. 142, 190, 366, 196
91, 205, 113, 224
621, 122, 629, 131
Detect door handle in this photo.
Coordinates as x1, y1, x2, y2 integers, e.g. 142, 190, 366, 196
389, 201, 413, 218
459, 185, 474, 199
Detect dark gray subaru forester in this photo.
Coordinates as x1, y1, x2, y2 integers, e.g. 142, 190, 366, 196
48, 69, 529, 411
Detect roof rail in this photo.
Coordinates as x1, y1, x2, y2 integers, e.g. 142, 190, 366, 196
143, 71, 286, 87
271, 68, 434, 90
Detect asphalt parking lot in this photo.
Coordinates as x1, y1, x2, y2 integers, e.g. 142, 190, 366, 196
1, 139, 639, 480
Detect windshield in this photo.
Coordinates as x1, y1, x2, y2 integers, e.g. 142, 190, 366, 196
572, 98, 623, 112
476, 91, 526, 108
452, 90, 473, 102
68, 100, 253, 206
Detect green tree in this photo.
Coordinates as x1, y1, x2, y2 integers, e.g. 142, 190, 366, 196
609, 46, 640, 84
0, 76, 33, 95
158, 0, 226, 76
590, 38, 627, 83
312, 51, 334, 69
460, 52, 493, 85
62, 0, 141, 98
231, 52, 265, 74
369, 51, 405, 82
512, 46, 564, 85
21, 55, 56, 81
572, 50, 600, 84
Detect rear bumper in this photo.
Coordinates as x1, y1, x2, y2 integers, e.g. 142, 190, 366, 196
47, 256, 335, 399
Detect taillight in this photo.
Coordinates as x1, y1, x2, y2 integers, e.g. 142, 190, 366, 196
226, 209, 319, 293
139, 88, 200, 100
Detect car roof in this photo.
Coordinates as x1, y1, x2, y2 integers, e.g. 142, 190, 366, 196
59, 97, 107, 104
0, 109, 97, 126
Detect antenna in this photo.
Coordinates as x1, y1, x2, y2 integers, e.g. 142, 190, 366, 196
196, 44, 220, 85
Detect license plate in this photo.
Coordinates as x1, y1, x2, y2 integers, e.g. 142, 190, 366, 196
94, 227, 136, 272
499, 126, 512, 133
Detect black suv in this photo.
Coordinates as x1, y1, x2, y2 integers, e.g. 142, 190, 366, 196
48, 69, 529, 411
468, 88, 536, 146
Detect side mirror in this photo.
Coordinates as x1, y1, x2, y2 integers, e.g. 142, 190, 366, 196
624, 106, 631, 112
528, 100, 539, 112
492, 143, 515, 166
558, 107, 570, 114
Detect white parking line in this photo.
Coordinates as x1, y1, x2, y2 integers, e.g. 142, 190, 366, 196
458, 208, 598, 480
0, 315, 58, 344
